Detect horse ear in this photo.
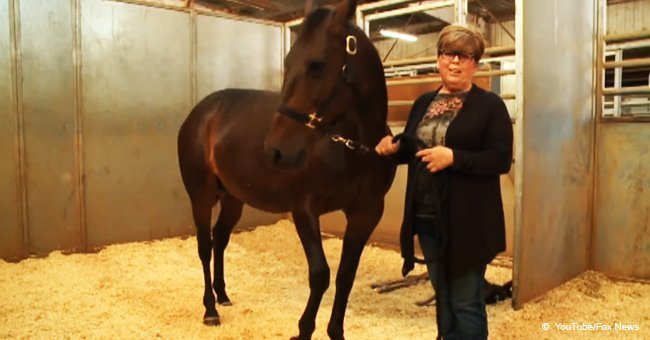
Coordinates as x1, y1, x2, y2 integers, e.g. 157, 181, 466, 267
331, 0, 357, 29
304, 0, 320, 15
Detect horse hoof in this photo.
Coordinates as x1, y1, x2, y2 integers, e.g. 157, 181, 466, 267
217, 293, 232, 306
203, 316, 220, 326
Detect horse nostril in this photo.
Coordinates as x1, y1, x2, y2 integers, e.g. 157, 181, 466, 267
264, 145, 307, 170
265, 146, 283, 165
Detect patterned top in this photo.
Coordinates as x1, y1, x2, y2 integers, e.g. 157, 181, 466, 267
413, 91, 467, 217
415, 92, 467, 147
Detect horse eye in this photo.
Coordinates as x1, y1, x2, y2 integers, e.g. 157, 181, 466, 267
306, 61, 325, 77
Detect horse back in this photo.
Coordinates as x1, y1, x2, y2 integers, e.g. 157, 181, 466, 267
177, 89, 280, 191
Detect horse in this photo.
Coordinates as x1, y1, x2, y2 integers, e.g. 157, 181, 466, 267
176, 0, 395, 338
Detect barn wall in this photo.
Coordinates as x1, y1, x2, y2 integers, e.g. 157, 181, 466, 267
373, 14, 485, 62
19, 0, 83, 254
606, 0, 650, 34
488, 19, 515, 47
374, 31, 441, 62
592, 0, 650, 281
197, 15, 282, 98
374, 15, 515, 62
81, 0, 194, 247
0, 0, 24, 260
514, 0, 596, 306
0, 0, 284, 260
593, 123, 649, 279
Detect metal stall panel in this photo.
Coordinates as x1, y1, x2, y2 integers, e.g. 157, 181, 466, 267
81, 0, 193, 247
18, 0, 82, 254
0, 0, 24, 260
196, 15, 283, 98
196, 15, 284, 228
515, 0, 596, 306
594, 124, 649, 279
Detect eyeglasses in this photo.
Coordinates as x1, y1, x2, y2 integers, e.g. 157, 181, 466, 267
438, 49, 476, 63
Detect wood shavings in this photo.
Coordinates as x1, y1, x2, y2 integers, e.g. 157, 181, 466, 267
1, 220, 648, 339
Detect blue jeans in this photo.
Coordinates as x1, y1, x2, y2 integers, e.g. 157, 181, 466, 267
416, 222, 488, 340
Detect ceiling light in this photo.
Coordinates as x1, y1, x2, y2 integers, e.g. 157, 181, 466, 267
379, 29, 418, 42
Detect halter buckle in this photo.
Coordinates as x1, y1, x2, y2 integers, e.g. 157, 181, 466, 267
346, 35, 357, 55
305, 112, 321, 129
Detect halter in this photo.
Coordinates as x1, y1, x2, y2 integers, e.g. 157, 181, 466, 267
276, 30, 372, 154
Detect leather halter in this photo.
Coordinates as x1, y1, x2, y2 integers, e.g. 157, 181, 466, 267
276, 30, 372, 154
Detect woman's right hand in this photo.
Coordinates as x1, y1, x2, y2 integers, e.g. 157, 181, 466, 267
375, 135, 400, 156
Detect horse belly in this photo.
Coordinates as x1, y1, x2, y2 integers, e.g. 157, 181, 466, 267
217, 165, 293, 213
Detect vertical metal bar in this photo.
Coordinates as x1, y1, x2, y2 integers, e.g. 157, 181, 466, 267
454, 0, 467, 24
72, 0, 87, 251
282, 22, 289, 83
9, 0, 28, 256
190, 10, 197, 104
512, 0, 523, 310
602, 0, 608, 36
355, 8, 363, 28
283, 22, 291, 57
591, 0, 605, 275
613, 50, 622, 117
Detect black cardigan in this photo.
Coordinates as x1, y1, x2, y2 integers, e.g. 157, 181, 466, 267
393, 84, 513, 276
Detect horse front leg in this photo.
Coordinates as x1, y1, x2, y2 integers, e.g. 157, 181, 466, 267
327, 199, 384, 340
212, 194, 243, 306
291, 209, 330, 340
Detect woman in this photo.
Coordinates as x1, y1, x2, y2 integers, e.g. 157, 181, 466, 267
375, 24, 513, 339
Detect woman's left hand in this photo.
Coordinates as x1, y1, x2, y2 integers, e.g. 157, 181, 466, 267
415, 146, 454, 173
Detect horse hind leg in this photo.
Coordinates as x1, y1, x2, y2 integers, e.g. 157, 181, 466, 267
212, 192, 243, 306
178, 122, 225, 325
189, 186, 221, 326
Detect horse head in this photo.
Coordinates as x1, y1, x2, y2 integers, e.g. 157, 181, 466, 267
264, 0, 387, 170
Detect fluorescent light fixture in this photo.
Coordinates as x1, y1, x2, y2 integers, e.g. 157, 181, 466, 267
379, 29, 418, 42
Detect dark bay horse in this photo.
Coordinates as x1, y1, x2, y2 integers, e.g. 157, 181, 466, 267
177, 0, 395, 338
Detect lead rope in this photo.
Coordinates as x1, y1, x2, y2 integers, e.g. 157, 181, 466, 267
330, 134, 372, 153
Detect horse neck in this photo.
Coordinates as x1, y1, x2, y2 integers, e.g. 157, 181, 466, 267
351, 34, 389, 144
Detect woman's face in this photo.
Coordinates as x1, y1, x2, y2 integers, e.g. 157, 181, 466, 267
437, 49, 479, 93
